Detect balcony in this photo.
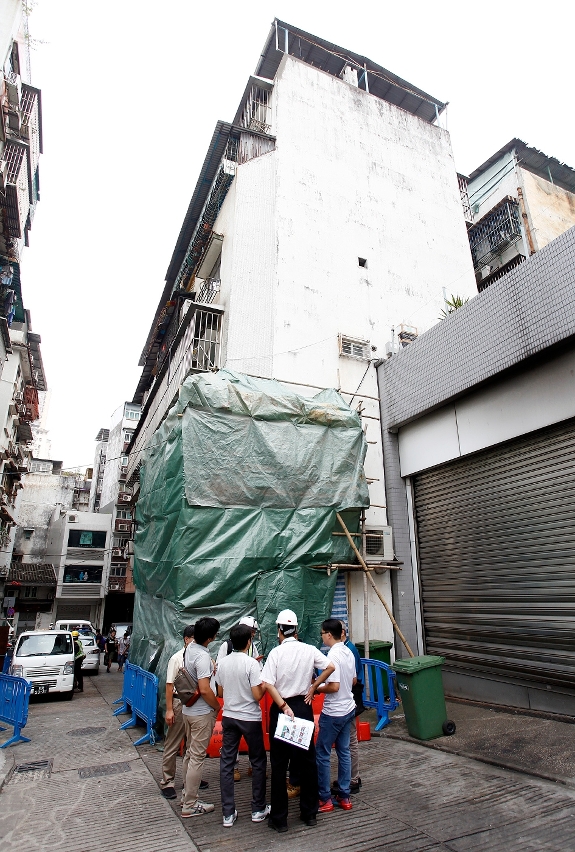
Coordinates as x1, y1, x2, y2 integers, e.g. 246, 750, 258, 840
467, 197, 522, 270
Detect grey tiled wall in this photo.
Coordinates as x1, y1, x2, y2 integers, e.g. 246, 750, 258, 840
380, 226, 575, 429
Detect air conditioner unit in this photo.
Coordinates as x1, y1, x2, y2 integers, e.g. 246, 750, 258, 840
109, 584, 120, 591
117, 523, 129, 531
120, 494, 131, 502
112, 548, 122, 557
365, 526, 394, 563
13, 391, 23, 403
120, 466, 128, 474
68, 514, 78, 523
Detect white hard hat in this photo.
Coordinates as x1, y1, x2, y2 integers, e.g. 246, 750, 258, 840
276, 609, 298, 626
239, 616, 259, 630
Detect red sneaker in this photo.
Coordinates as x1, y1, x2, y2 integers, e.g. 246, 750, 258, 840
318, 799, 334, 813
334, 795, 352, 811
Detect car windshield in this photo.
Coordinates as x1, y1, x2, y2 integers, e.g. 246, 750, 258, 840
79, 635, 96, 647
16, 633, 73, 657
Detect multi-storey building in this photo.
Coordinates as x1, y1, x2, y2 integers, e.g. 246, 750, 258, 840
126, 21, 477, 649
1, 460, 106, 632
460, 140, 575, 291
44, 509, 112, 630
96, 402, 140, 627
0, 3, 44, 573
88, 428, 108, 512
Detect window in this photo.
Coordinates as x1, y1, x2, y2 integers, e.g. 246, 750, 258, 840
124, 410, 140, 421
121, 456, 129, 466
24, 586, 37, 598
30, 460, 52, 473
358, 257, 368, 268
116, 510, 132, 520
123, 430, 134, 442
23, 528, 34, 540
110, 564, 127, 577
63, 566, 103, 583
68, 529, 107, 548
339, 335, 371, 360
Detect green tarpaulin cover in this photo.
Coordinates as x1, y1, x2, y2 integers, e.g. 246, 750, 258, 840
129, 370, 369, 704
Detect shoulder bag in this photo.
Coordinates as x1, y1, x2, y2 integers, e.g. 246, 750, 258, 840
173, 646, 201, 707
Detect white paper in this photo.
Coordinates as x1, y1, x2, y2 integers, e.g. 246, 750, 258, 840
274, 713, 315, 750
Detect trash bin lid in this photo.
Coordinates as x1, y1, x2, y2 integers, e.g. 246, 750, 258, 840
392, 655, 445, 674
357, 641, 393, 650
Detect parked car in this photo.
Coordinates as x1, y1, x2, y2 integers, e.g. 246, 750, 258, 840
55, 619, 97, 634
11, 630, 75, 699
79, 633, 101, 674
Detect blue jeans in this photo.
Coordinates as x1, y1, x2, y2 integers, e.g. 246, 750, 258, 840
316, 709, 355, 801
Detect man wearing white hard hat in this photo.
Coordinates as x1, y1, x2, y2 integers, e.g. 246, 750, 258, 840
261, 609, 335, 833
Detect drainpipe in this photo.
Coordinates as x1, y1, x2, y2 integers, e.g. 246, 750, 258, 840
517, 187, 536, 256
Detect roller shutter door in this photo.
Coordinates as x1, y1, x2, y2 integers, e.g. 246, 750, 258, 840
412, 418, 575, 690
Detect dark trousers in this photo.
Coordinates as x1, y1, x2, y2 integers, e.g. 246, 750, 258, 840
220, 716, 267, 817
269, 696, 318, 827
74, 659, 83, 691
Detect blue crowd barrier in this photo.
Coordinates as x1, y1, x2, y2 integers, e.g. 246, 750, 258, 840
2, 649, 12, 674
113, 662, 158, 746
0, 673, 32, 748
360, 658, 399, 731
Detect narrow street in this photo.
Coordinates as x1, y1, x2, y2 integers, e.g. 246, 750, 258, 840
2, 667, 575, 851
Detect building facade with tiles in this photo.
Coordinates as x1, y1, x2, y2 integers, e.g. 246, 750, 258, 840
378, 225, 575, 715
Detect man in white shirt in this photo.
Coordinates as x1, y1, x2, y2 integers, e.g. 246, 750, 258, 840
310, 618, 357, 813
160, 624, 196, 799
215, 623, 269, 828
261, 609, 335, 833
216, 616, 263, 781
181, 616, 220, 818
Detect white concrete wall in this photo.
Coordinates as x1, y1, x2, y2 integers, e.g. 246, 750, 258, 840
211, 55, 477, 644
398, 347, 575, 476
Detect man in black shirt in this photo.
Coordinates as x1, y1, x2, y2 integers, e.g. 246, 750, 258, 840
105, 629, 117, 673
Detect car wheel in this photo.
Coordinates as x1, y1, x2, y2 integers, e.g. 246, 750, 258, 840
442, 720, 456, 736
63, 688, 74, 701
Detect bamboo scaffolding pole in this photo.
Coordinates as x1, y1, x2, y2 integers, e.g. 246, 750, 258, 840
337, 511, 415, 658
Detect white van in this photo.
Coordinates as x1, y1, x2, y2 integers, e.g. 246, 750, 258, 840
55, 619, 96, 635
11, 630, 75, 698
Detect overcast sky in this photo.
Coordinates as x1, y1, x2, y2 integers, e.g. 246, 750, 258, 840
19, 0, 573, 471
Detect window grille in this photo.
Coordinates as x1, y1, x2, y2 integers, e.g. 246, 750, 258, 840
467, 198, 522, 270
339, 335, 371, 360
239, 85, 272, 134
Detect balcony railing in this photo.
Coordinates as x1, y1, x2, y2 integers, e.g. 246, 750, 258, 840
467, 198, 522, 270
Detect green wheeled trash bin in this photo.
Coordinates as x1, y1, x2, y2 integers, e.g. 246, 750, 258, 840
392, 655, 456, 740
356, 640, 393, 665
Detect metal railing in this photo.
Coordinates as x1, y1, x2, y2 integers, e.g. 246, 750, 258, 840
112, 662, 158, 746
0, 673, 32, 748
467, 198, 522, 270
360, 658, 399, 731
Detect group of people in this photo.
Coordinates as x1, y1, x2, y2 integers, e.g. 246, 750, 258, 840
160, 609, 364, 832
95, 628, 130, 673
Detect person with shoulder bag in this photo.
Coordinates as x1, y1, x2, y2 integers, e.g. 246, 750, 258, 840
160, 624, 198, 800
180, 616, 220, 818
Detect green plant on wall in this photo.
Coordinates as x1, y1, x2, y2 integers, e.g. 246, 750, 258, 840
440, 294, 469, 319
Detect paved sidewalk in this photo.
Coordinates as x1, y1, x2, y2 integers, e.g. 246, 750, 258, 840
383, 698, 575, 788
0, 668, 197, 852
2, 667, 575, 851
